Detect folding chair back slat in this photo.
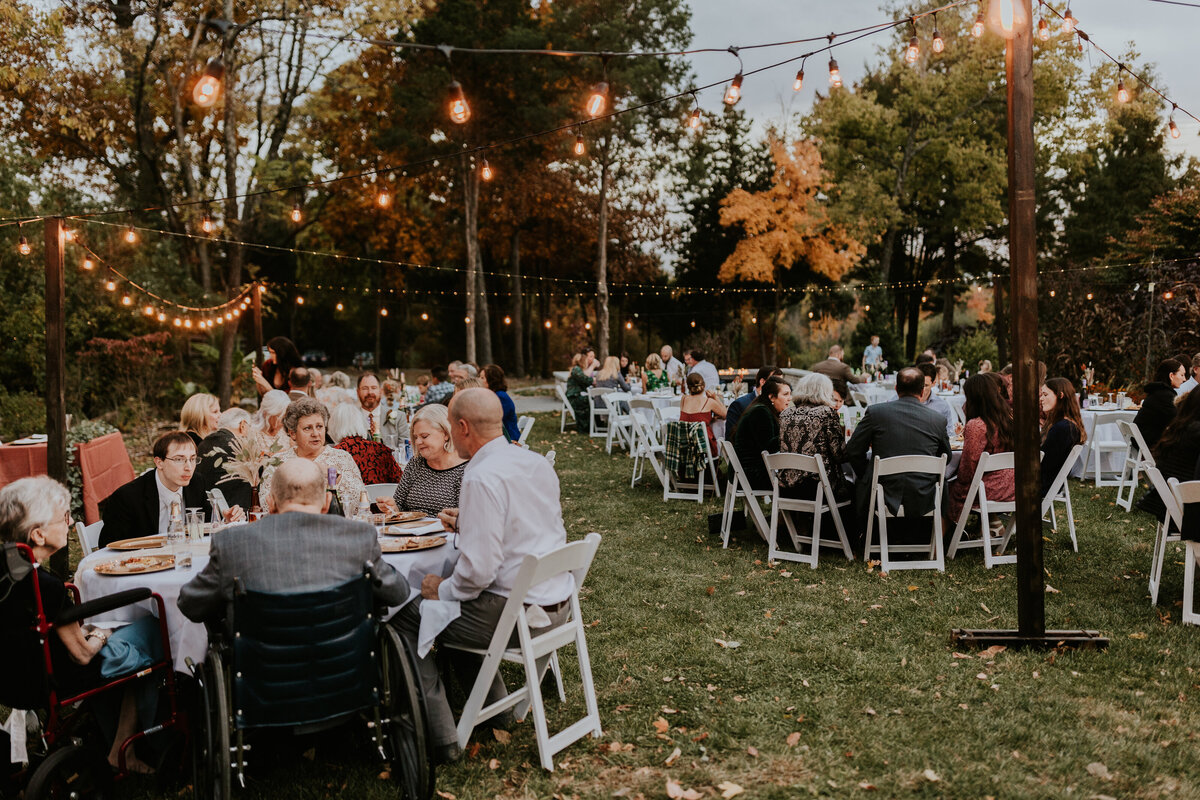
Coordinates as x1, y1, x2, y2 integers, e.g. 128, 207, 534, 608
864, 454, 947, 572
75, 520, 104, 556
718, 441, 771, 548
1082, 412, 1132, 487
947, 451, 1017, 568
556, 384, 575, 434
1115, 420, 1154, 511
1040, 444, 1085, 552
1169, 480, 1200, 625
762, 451, 853, 568
1146, 466, 1185, 605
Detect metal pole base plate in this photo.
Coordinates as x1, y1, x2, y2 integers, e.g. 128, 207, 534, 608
952, 628, 1110, 651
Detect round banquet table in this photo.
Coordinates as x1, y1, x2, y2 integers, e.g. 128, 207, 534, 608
74, 532, 460, 672
1073, 406, 1138, 478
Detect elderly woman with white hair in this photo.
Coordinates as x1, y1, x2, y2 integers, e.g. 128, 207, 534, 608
260, 398, 365, 517
256, 389, 292, 453
378, 403, 467, 517
779, 372, 853, 504
329, 403, 402, 485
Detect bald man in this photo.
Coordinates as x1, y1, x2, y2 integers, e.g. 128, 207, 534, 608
391, 388, 573, 764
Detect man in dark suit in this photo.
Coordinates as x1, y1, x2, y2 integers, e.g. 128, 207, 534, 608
724, 366, 782, 441
178, 458, 408, 632
810, 345, 868, 385
183, 408, 253, 517
843, 367, 951, 528
99, 432, 196, 547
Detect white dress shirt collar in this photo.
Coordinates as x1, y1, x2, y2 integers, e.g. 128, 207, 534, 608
154, 469, 183, 533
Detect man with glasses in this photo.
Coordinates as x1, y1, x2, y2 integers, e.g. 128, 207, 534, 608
99, 432, 196, 547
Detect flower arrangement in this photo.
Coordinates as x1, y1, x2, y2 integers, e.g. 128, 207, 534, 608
212, 432, 286, 488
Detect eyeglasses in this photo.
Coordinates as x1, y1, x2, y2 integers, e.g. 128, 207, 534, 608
163, 456, 198, 466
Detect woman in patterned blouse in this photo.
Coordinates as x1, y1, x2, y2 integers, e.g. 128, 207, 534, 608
643, 353, 671, 391
778, 372, 852, 502
384, 404, 467, 516
260, 397, 365, 517
328, 403, 402, 485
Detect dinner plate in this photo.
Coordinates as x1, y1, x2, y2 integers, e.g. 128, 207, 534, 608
384, 518, 440, 534
94, 555, 175, 575
385, 510, 426, 524
379, 535, 447, 553
106, 536, 167, 551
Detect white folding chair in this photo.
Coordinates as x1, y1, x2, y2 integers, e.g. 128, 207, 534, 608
718, 440, 771, 547
657, 405, 680, 424
1038, 444, 1085, 552
1145, 466, 1183, 605
850, 390, 869, 408
602, 392, 633, 454
445, 533, 603, 770
586, 387, 610, 439
657, 420, 720, 503
1173, 479, 1200, 625
863, 454, 948, 573
762, 452, 854, 568
75, 520, 104, 556
544, 450, 556, 468
1115, 420, 1154, 512
364, 483, 399, 502
516, 415, 536, 448
556, 384, 575, 434
947, 452, 1017, 568
952, 402, 967, 426
628, 400, 663, 488
1079, 412, 1130, 487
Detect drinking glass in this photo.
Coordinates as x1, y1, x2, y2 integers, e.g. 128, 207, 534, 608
185, 508, 204, 542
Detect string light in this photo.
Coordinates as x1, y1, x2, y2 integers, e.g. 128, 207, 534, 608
173, 317, 182, 327
904, 20, 920, 64
105, 279, 116, 291
688, 105, 701, 130
793, 67, 805, 91
82, 256, 94, 270
143, 304, 154, 316
1116, 76, 1130, 104
1168, 117, 1180, 139
447, 80, 471, 124
123, 226, 137, 244
971, 10, 986, 38
157, 311, 167, 322
376, 188, 391, 208
586, 81, 609, 117
828, 58, 841, 88
1164, 291, 1174, 300
121, 294, 132, 306
1086, 292, 1094, 300
291, 202, 302, 223
584, 321, 592, 330
750, 315, 757, 324
295, 295, 304, 305
480, 159, 494, 181
625, 320, 633, 330
1037, 16, 1050, 41
464, 315, 472, 324
421, 312, 429, 321
544, 320, 551, 329
380, 307, 388, 316
573, 133, 585, 156
723, 73, 743, 106
201, 213, 214, 234
192, 56, 225, 107
336, 302, 344, 311
503, 315, 512, 324
690, 320, 696, 327
17, 235, 30, 255
184, 319, 193, 329
1049, 289, 1056, 297
62, 229, 74, 242
1061, 6, 1076, 34
931, 24, 944, 54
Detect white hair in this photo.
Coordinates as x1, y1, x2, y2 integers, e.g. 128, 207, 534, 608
327, 403, 368, 443
218, 407, 251, 431
0, 477, 71, 545
259, 390, 291, 422
793, 372, 835, 407
327, 371, 351, 389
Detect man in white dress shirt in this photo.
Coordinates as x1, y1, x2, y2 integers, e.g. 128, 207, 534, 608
393, 388, 572, 764
684, 348, 722, 393
660, 345, 686, 385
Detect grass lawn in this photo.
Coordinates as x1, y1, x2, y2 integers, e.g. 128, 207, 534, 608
112, 412, 1198, 798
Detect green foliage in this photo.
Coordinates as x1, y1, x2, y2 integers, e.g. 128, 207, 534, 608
849, 310, 903, 371
0, 389, 45, 442
77, 332, 175, 415
64, 419, 119, 519
946, 327, 999, 373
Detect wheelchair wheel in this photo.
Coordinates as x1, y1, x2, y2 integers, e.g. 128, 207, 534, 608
26, 743, 112, 799
192, 651, 232, 800
380, 625, 434, 800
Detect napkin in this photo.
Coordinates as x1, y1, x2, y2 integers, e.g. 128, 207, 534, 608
2, 709, 29, 764
417, 599, 461, 657
99, 617, 163, 678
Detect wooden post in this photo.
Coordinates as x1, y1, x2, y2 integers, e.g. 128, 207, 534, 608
44, 217, 68, 576
252, 282, 264, 367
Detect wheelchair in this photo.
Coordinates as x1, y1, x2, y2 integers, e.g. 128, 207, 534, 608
0, 542, 188, 799
188, 568, 434, 800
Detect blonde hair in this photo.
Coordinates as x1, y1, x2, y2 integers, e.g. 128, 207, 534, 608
180, 393, 219, 437
412, 403, 453, 451
645, 353, 663, 372
598, 356, 622, 382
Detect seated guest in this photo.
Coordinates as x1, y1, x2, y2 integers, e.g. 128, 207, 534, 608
260, 398, 365, 518
684, 349, 721, 394
915, 362, 958, 437
100, 432, 196, 547
309, 368, 323, 391
643, 353, 670, 391
1134, 358, 1186, 449
779, 373, 850, 501
946, 373, 1014, 524
184, 408, 253, 516
844, 367, 951, 526
287, 366, 313, 401
481, 364, 520, 442
810, 344, 867, 385
423, 366, 454, 406
660, 345, 686, 385
1039, 377, 1087, 496
392, 389, 572, 765
416, 374, 431, 402
594, 356, 631, 416
618, 352, 632, 380
1, 477, 155, 772
256, 389, 291, 453
329, 404, 402, 485
1138, 389, 1200, 516
734, 377, 791, 490
725, 366, 782, 441
936, 357, 957, 385
381, 404, 467, 517
180, 392, 220, 448
179, 458, 407, 636
679, 372, 727, 457
357, 373, 393, 440
1177, 353, 1199, 396
831, 382, 846, 413
978, 360, 993, 374
565, 352, 594, 434
252, 335, 301, 396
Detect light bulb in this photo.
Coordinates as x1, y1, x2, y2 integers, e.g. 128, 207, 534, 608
828, 58, 842, 88
192, 57, 225, 107
503, 316, 512, 325
971, 12, 986, 38
1164, 291, 1174, 300
380, 307, 388, 317
1037, 18, 1050, 41
124, 226, 137, 244
421, 312, 429, 321
82, 257, 94, 270
17, 235, 30, 255
793, 69, 805, 91
121, 294, 132, 306
480, 159, 494, 181
376, 189, 391, 208
625, 321, 632, 330
143, 304, 154, 316
544, 320, 551, 329
447, 81, 471, 124
295, 295, 304, 305
688, 107, 701, 129
690, 320, 696, 328
932, 30, 944, 53
864, 304, 871, 312
905, 36, 920, 64
573, 134, 585, 156
1169, 118, 1180, 139
173, 317, 182, 327
1062, 7, 1076, 33
585, 322, 592, 330
751, 316, 757, 324
336, 302, 344, 311
586, 81, 608, 117
1086, 292, 1093, 300
291, 202, 302, 223
62, 229, 74, 242
1049, 290, 1056, 297
184, 319, 193, 329
465, 316, 472, 324
157, 312, 167, 322
723, 73, 743, 105
1116, 79, 1129, 103
105, 280, 116, 291
201, 213, 214, 234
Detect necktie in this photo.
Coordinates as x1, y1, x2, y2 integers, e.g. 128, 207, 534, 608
369, 412, 377, 436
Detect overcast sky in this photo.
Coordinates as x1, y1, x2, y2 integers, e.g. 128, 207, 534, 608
683, 0, 1200, 160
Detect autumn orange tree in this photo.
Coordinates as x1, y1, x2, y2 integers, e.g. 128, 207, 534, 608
718, 135, 866, 362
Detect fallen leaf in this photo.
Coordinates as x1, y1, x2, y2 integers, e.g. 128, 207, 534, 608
907, 585, 919, 591
1045, 584, 1061, 594
786, 731, 802, 747
864, 707, 877, 716
493, 729, 511, 744
653, 717, 670, 734
952, 652, 972, 659
377, 770, 390, 780
1086, 762, 1113, 780
980, 603, 991, 614
664, 747, 682, 766
614, 704, 633, 713
979, 645, 1007, 659
692, 732, 709, 742
666, 779, 703, 800
923, 768, 941, 782
1129, 632, 1148, 640
976, 672, 989, 680
611, 789, 631, 798
764, 610, 773, 619
436, 792, 457, 800
746, 746, 759, 757
487, 758, 501, 770
718, 781, 745, 798
857, 782, 877, 790
706, 586, 715, 595
466, 742, 482, 759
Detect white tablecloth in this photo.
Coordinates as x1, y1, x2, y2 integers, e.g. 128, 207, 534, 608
1075, 407, 1138, 478
74, 533, 460, 672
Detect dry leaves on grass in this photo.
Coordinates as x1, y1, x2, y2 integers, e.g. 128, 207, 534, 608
786, 732, 802, 747
718, 781, 745, 798
979, 645, 1007, 659
493, 729, 511, 744
714, 638, 741, 648
653, 718, 670, 734
923, 769, 941, 782
665, 778, 703, 799
1086, 762, 1114, 780
664, 747, 682, 766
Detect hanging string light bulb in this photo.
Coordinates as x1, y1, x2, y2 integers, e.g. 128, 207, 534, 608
380, 307, 388, 317
574, 133, 586, 156
971, 10, 986, 38
82, 256, 94, 270
121, 294, 133, 306
143, 304, 154, 316
931, 15, 944, 54
586, 81, 609, 117
17, 234, 30, 255
793, 66, 805, 91
1061, 6, 1076, 33
336, 302, 344, 311
376, 187, 391, 208
688, 106, 701, 129
828, 58, 842, 88
291, 202, 302, 223
723, 73, 743, 105
421, 312, 429, 321
124, 226, 138, 244
201, 213, 214, 234
1168, 105, 1181, 139
105, 279, 117, 291
62, 228, 74, 242
1037, 15, 1050, 41
192, 56, 225, 107
157, 311, 167, 322
480, 159, 494, 181
904, 19, 920, 64
1116, 68, 1130, 103
447, 80, 471, 124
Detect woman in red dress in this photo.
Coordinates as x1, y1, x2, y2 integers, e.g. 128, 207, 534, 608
678, 372, 727, 456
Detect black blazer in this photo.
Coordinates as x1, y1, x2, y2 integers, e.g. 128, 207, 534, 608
844, 396, 951, 517
183, 429, 252, 515
1133, 382, 1178, 449
734, 403, 780, 490
1040, 419, 1080, 497
99, 470, 160, 547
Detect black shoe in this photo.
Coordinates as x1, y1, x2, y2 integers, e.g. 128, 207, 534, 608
432, 743, 462, 765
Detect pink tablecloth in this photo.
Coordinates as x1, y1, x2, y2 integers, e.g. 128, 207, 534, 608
0, 443, 48, 488
77, 432, 135, 524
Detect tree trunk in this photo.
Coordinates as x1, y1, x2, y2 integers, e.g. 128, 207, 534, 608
994, 281, 1009, 366
476, 266, 492, 365
216, 29, 242, 407
539, 276, 550, 377
463, 157, 480, 363
941, 236, 956, 340
771, 282, 781, 364
595, 154, 611, 360
905, 291, 920, 361
510, 230, 525, 377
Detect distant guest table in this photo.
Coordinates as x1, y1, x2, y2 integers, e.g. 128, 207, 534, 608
74, 529, 460, 672
0, 440, 48, 488
1075, 407, 1138, 479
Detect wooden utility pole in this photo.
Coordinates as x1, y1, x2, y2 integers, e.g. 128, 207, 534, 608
44, 218, 68, 576
953, 0, 1105, 651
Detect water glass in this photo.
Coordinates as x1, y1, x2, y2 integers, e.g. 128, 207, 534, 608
1117, 391, 1126, 408
185, 508, 204, 542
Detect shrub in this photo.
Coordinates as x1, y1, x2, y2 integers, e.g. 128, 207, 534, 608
946, 328, 1000, 374
78, 332, 175, 415
0, 390, 45, 442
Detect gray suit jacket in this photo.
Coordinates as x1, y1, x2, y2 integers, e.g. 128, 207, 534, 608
178, 511, 408, 630
844, 396, 951, 516
809, 357, 867, 385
